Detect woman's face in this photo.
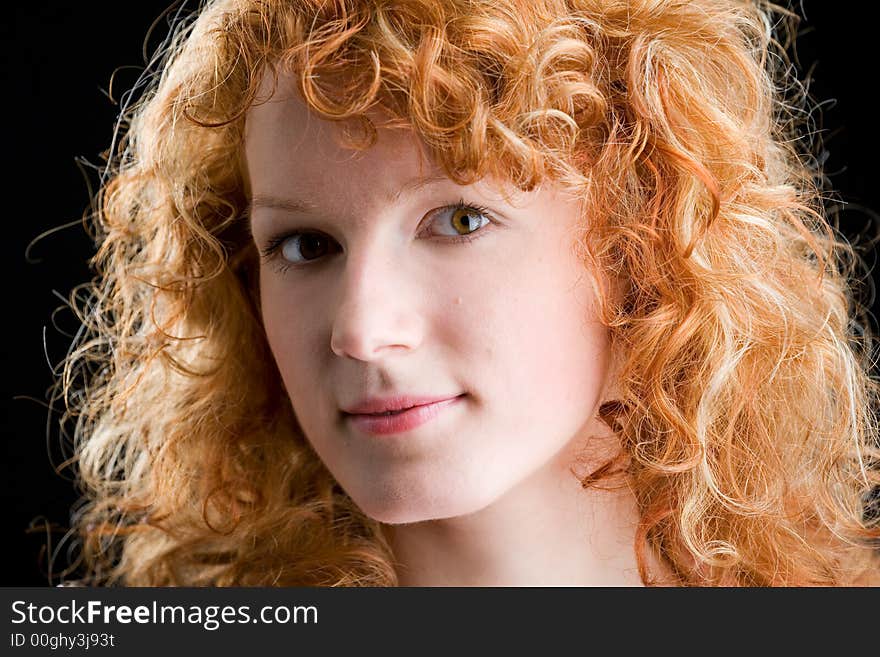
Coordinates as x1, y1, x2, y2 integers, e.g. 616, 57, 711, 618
245, 73, 614, 524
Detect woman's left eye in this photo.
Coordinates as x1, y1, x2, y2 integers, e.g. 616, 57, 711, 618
257, 199, 496, 275
425, 201, 493, 241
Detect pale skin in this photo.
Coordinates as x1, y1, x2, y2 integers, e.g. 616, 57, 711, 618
245, 70, 650, 586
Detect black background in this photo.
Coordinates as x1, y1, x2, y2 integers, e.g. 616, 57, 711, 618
3, 1, 879, 585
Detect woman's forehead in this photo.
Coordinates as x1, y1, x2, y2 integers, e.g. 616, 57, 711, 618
246, 71, 430, 184
244, 73, 540, 212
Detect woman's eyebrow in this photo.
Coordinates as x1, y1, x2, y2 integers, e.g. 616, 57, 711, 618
248, 174, 453, 218
249, 195, 315, 215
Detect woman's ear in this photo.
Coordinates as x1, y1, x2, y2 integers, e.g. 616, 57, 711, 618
598, 340, 624, 407
593, 257, 628, 410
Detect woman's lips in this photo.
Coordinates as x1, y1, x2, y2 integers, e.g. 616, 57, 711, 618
345, 394, 465, 435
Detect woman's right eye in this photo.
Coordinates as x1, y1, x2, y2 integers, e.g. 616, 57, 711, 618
281, 232, 339, 263
261, 231, 341, 266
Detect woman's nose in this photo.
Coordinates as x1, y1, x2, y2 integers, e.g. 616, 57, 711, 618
329, 247, 425, 362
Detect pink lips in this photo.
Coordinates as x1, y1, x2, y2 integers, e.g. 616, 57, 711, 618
343, 395, 465, 435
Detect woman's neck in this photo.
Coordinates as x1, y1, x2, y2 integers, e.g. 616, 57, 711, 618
381, 432, 647, 586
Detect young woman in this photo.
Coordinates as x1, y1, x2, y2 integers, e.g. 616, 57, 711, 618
57, 0, 880, 586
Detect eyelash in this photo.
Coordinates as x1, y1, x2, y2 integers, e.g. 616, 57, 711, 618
257, 199, 496, 275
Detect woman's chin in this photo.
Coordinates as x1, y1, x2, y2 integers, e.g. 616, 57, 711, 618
354, 490, 499, 526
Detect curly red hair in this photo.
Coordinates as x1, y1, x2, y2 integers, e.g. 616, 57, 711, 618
57, 0, 880, 586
